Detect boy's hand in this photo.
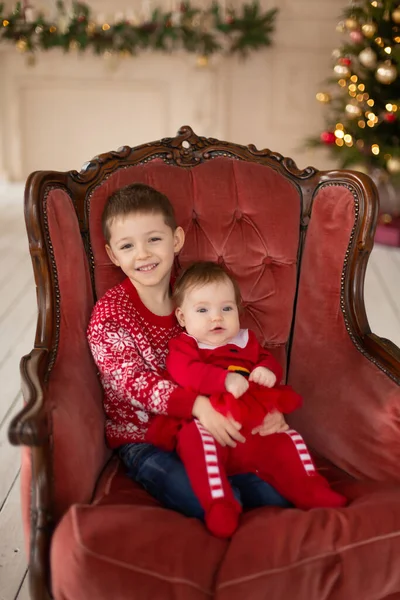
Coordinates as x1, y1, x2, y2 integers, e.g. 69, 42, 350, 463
192, 395, 246, 447
225, 372, 249, 398
249, 366, 277, 388
252, 410, 289, 436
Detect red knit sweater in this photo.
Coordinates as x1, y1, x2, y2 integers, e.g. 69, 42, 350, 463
87, 278, 197, 448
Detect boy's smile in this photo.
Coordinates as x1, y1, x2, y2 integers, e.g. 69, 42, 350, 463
105, 212, 184, 296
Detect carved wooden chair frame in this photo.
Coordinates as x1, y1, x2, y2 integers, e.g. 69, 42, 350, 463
8, 125, 400, 600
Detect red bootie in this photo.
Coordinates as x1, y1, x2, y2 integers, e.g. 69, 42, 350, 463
205, 500, 242, 539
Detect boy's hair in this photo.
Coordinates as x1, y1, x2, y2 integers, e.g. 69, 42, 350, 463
173, 261, 242, 308
102, 183, 177, 243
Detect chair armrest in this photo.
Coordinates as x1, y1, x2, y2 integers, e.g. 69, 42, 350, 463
8, 348, 50, 447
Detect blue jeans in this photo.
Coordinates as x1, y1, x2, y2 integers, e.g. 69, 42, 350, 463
119, 443, 291, 519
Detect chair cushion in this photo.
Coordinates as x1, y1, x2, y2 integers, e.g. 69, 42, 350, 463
50, 458, 400, 600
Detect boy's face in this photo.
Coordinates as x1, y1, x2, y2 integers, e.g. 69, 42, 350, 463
106, 212, 184, 293
176, 279, 240, 347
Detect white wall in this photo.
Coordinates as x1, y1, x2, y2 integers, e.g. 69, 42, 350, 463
0, 0, 347, 181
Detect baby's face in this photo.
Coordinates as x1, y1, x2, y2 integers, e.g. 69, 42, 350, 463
176, 279, 240, 347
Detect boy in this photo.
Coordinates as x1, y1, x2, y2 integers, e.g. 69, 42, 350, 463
147, 262, 347, 537
87, 183, 291, 523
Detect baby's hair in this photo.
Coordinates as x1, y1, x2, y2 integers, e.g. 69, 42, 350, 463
173, 261, 242, 308
102, 183, 177, 243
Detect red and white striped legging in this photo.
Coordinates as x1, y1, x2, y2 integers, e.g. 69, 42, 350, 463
176, 420, 346, 513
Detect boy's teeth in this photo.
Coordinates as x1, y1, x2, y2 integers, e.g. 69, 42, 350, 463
138, 264, 156, 271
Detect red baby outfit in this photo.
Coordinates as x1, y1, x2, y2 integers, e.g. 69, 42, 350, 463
147, 330, 347, 537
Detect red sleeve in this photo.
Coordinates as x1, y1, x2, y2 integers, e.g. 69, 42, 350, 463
249, 331, 284, 384
87, 319, 196, 420
166, 335, 228, 395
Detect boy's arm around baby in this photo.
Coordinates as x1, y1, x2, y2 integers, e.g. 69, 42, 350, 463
87, 315, 197, 420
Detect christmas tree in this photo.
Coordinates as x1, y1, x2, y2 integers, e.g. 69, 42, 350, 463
309, 0, 400, 185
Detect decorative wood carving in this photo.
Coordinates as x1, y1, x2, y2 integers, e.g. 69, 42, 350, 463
7, 125, 400, 600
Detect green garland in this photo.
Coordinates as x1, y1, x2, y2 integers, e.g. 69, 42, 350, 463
0, 1, 278, 59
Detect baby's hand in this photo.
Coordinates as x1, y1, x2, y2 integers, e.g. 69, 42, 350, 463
249, 366, 277, 388
225, 372, 249, 398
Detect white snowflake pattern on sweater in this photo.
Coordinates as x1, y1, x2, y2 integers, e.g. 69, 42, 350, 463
87, 278, 188, 448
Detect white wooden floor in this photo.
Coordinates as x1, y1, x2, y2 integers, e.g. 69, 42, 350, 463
0, 182, 399, 600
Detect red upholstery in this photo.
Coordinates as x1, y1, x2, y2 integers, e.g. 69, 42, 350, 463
46, 190, 110, 518
89, 159, 300, 368
20, 154, 400, 599
51, 456, 400, 600
288, 185, 400, 481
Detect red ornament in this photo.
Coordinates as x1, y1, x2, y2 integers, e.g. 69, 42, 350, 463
339, 57, 352, 66
78, 15, 85, 22
384, 112, 396, 123
320, 131, 336, 145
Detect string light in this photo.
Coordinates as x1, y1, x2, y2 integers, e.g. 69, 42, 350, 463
357, 84, 365, 91
367, 99, 375, 106
2, 19, 9, 26
335, 129, 345, 138
336, 123, 344, 130
316, 92, 331, 103
338, 79, 347, 87
350, 75, 358, 83
386, 103, 393, 111
349, 83, 357, 92
358, 120, 366, 128
371, 144, 380, 155
336, 139, 344, 146
384, 46, 392, 54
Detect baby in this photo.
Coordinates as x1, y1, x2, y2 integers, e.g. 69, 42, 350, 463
146, 261, 346, 537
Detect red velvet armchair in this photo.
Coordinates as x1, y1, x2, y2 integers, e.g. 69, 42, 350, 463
9, 126, 400, 600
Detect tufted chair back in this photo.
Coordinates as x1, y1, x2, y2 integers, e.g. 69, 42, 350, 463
9, 127, 400, 600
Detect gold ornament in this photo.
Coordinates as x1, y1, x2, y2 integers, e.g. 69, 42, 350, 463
358, 47, 377, 68
387, 156, 400, 174
361, 22, 377, 38
334, 63, 351, 78
345, 103, 362, 118
375, 61, 398, 84
196, 55, 209, 68
16, 38, 28, 52
345, 17, 359, 31
392, 8, 400, 24
336, 21, 346, 33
